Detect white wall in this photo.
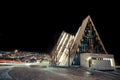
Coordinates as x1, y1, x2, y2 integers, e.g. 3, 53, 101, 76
80, 53, 115, 70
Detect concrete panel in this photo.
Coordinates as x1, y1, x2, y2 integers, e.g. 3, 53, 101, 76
91, 60, 114, 70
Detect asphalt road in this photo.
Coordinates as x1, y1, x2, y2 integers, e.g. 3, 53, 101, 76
0, 65, 120, 80
0, 66, 13, 80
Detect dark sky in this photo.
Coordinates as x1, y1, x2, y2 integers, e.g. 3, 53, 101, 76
1, 2, 120, 64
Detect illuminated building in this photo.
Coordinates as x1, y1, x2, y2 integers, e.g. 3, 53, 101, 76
51, 15, 115, 70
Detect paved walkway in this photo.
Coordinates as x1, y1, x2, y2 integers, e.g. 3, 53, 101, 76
0, 66, 119, 80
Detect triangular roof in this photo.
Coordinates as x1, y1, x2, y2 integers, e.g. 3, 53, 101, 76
51, 15, 108, 66
74, 15, 107, 54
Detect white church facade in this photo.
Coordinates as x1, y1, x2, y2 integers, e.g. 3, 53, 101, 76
51, 15, 115, 70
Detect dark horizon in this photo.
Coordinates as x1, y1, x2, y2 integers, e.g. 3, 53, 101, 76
1, 3, 120, 64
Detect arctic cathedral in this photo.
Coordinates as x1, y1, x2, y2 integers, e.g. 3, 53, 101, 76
51, 15, 115, 70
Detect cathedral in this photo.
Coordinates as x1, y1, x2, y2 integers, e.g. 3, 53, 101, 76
51, 15, 115, 70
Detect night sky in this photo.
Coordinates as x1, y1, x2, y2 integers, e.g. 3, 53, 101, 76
1, 2, 120, 64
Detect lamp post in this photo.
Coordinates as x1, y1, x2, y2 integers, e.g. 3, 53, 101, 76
68, 40, 72, 67
68, 47, 70, 67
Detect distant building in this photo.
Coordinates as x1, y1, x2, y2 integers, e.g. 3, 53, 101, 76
51, 15, 116, 70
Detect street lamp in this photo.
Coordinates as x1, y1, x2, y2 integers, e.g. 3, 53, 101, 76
68, 40, 73, 67
68, 47, 70, 67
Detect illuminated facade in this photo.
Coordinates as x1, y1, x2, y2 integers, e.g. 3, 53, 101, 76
51, 15, 115, 70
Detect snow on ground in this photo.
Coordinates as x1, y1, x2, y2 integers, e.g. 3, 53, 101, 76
0, 65, 120, 80
0, 66, 13, 80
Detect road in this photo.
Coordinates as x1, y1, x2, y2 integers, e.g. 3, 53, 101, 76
0, 66, 13, 80
0, 65, 120, 80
